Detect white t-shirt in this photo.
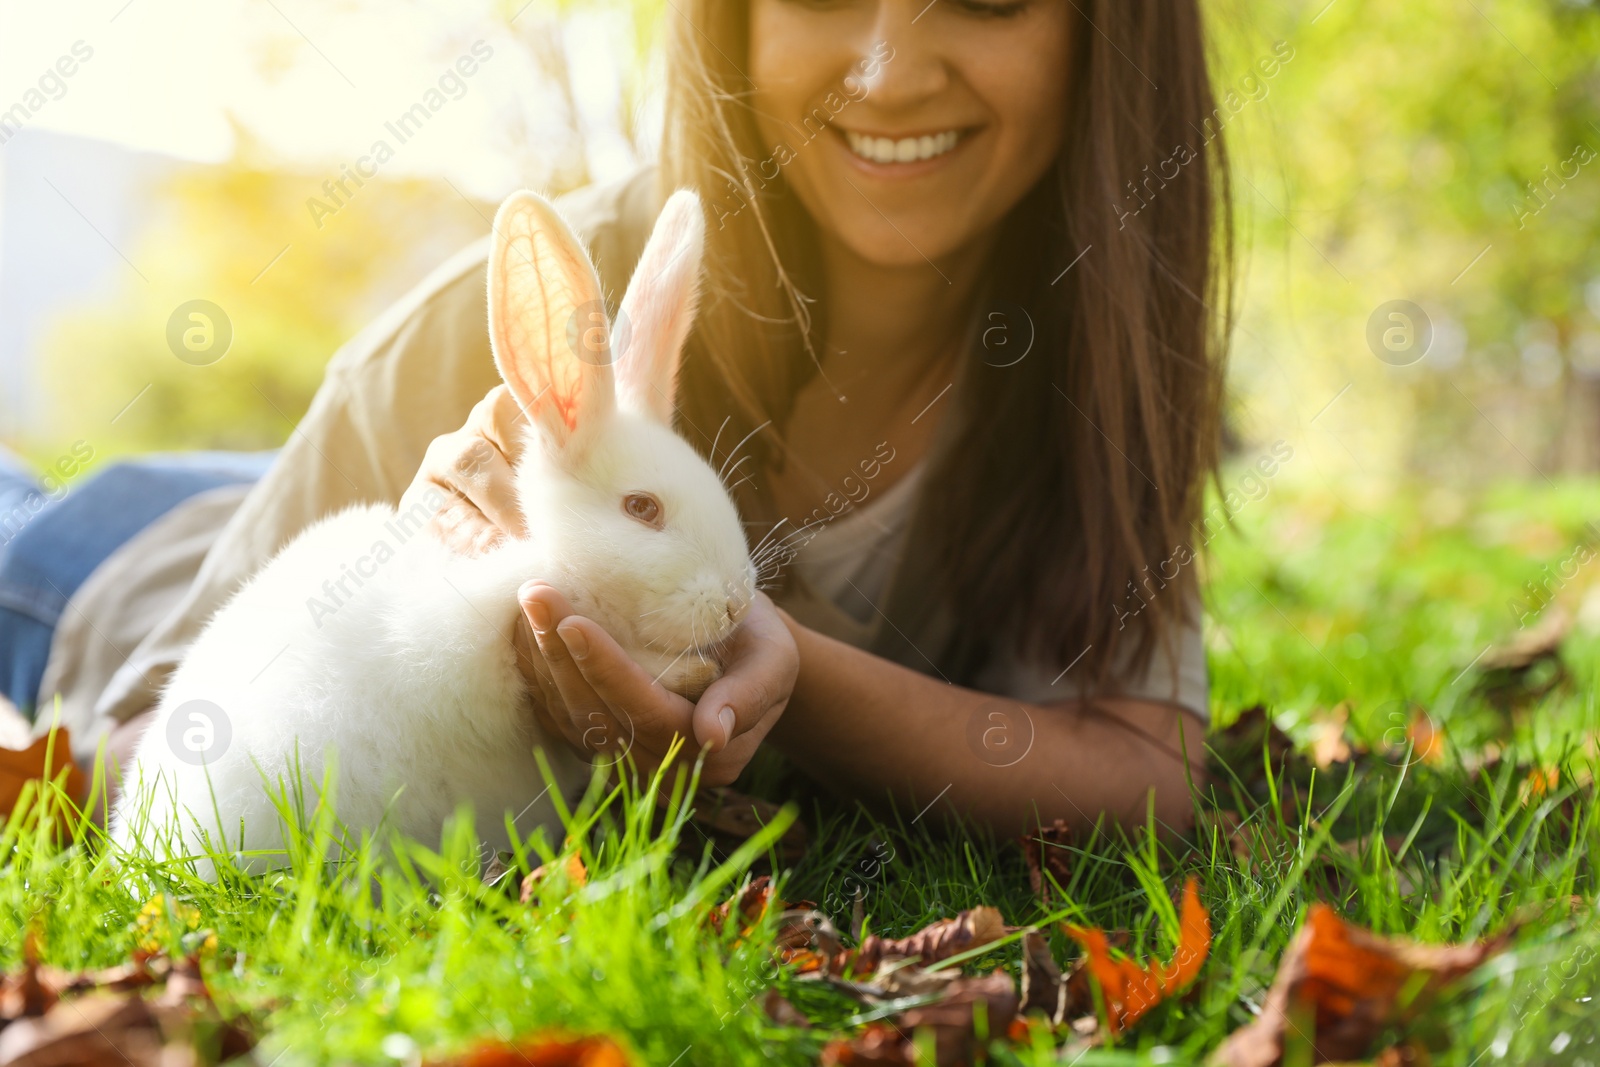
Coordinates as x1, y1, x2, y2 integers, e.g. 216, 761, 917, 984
787, 460, 1209, 717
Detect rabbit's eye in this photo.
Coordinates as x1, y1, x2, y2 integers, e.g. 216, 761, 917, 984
623, 491, 664, 530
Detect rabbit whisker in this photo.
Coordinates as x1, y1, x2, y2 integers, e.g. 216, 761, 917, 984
718, 419, 773, 482
718, 454, 753, 489
749, 517, 798, 557
709, 414, 732, 472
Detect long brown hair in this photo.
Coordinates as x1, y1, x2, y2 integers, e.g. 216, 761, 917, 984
658, 1, 1232, 693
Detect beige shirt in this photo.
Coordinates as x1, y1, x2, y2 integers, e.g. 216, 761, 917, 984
37, 166, 1207, 758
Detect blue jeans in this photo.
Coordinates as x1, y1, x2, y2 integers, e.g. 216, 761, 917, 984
0, 448, 276, 721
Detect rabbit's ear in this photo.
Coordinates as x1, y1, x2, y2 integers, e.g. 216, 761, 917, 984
488, 191, 616, 456
614, 190, 705, 425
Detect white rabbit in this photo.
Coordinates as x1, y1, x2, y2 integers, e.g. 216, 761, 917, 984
111, 188, 756, 876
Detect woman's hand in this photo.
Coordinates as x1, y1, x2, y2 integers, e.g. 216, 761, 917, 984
403, 384, 528, 557
513, 582, 798, 786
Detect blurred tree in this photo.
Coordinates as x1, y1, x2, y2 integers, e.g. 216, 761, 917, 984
38, 127, 494, 457
1211, 0, 1600, 484
28, 0, 665, 464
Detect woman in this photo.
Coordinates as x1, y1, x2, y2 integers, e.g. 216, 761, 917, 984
4, 0, 1225, 835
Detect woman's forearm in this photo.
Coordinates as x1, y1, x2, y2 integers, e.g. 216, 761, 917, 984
768, 607, 1207, 837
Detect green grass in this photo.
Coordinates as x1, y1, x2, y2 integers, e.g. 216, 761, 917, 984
5, 474, 1600, 1065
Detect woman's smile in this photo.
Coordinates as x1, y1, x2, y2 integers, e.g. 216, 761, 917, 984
836, 125, 976, 169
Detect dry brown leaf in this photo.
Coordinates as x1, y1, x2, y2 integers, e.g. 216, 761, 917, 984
1518, 766, 1561, 805
759, 989, 810, 1028
1209, 904, 1512, 1067
820, 1022, 916, 1065
0, 930, 55, 1024
1063, 877, 1210, 1034
687, 785, 809, 864
896, 969, 1018, 1066
1019, 820, 1074, 905
1309, 704, 1354, 770
0, 989, 164, 1067
1017, 930, 1092, 1027
1207, 706, 1311, 817
818, 971, 1019, 1067
1481, 606, 1569, 673
0, 944, 253, 1067
788, 906, 1007, 980
520, 852, 588, 904
854, 907, 1007, 973
0, 729, 85, 834
1210, 706, 1295, 771
1475, 608, 1572, 710
424, 1033, 633, 1067
708, 875, 782, 938
1404, 712, 1445, 767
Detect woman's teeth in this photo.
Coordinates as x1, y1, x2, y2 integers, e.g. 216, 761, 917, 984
843, 129, 962, 165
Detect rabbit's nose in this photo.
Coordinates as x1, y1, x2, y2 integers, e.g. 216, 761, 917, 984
723, 577, 751, 622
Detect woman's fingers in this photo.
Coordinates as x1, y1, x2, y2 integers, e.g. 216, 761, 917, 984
469, 384, 530, 462
411, 386, 530, 555
691, 592, 798, 753
512, 604, 585, 750
521, 582, 697, 763
557, 617, 700, 757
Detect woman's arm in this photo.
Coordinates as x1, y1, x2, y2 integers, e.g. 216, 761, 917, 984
520, 572, 1205, 837
768, 606, 1208, 837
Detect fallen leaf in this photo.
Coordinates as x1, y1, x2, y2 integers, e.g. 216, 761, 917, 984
1209, 904, 1513, 1067
0, 729, 85, 834
775, 909, 842, 956
1309, 704, 1353, 770
0, 929, 54, 1024
0, 944, 253, 1067
895, 969, 1018, 1065
0, 989, 162, 1067
820, 1022, 916, 1065
853, 907, 1007, 974
1475, 608, 1571, 711
424, 1033, 633, 1067
1518, 766, 1560, 805
1063, 877, 1210, 1034
521, 852, 588, 904
759, 989, 810, 1028
708, 875, 781, 938
818, 971, 1019, 1067
1207, 706, 1311, 817
1404, 713, 1445, 767
1210, 706, 1294, 774
1370, 1042, 1429, 1066
1019, 820, 1074, 905
1017, 930, 1090, 1026
482, 852, 515, 892
788, 906, 1008, 980
687, 785, 809, 864
1480, 606, 1569, 672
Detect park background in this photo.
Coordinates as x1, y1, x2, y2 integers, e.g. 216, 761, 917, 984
2, 0, 1599, 735
6, 3, 1600, 1063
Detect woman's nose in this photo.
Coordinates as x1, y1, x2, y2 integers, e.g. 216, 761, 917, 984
851, 1, 948, 106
